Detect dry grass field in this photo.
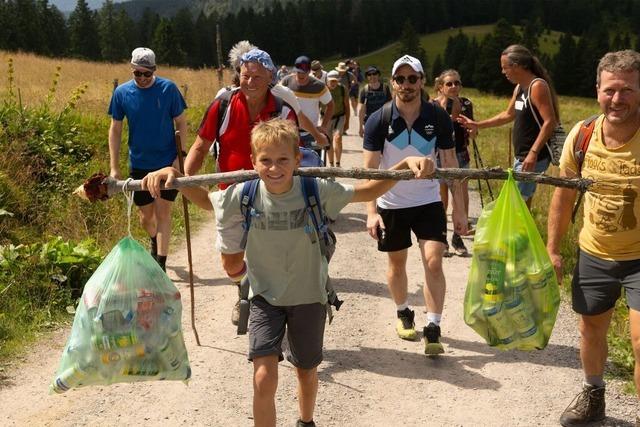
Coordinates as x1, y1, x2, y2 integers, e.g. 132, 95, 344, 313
0, 51, 230, 114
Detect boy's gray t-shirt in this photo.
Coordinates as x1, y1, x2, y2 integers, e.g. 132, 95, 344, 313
210, 177, 354, 306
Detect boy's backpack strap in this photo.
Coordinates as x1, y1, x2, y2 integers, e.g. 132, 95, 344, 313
239, 179, 260, 250
570, 114, 600, 223
300, 176, 329, 257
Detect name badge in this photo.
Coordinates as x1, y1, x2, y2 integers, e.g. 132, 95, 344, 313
515, 100, 524, 110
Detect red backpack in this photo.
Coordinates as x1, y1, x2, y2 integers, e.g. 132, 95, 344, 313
571, 114, 599, 222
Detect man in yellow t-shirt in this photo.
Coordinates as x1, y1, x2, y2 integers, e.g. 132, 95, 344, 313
547, 50, 640, 427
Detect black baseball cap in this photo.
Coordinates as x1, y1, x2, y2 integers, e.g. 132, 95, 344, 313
293, 55, 311, 73
365, 66, 380, 75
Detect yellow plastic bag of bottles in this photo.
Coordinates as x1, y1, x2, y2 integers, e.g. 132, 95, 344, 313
50, 237, 191, 393
464, 171, 560, 350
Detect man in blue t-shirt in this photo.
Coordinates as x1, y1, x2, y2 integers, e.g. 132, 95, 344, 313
363, 55, 467, 355
108, 47, 188, 271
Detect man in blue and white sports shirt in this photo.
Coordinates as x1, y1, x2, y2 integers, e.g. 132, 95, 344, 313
363, 55, 467, 355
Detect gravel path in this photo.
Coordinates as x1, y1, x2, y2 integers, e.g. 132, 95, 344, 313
1, 114, 637, 426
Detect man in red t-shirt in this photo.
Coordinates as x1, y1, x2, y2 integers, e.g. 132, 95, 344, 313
184, 48, 298, 325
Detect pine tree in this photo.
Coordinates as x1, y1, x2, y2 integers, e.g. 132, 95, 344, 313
68, 0, 100, 60
152, 18, 186, 67
396, 19, 428, 79
36, 0, 68, 57
98, 0, 125, 62
472, 19, 520, 94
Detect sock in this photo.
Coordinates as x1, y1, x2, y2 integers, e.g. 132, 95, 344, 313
584, 376, 605, 388
150, 235, 158, 257
426, 312, 442, 326
157, 255, 167, 272
396, 300, 409, 312
228, 262, 247, 285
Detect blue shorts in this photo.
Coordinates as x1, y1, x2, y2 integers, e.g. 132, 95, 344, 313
513, 157, 551, 200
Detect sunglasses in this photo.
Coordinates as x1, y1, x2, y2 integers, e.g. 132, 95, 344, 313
366, 72, 379, 77
133, 70, 154, 78
393, 75, 420, 85
445, 80, 462, 87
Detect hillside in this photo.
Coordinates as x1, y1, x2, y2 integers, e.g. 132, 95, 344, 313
349, 24, 567, 78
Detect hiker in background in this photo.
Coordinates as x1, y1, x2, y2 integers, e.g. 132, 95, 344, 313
363, 54, 467, 355
458, 44, 560, 209
281, 55, 334, 157
311, 60, 328, 84
347, 59, 364, 116
547, 50, 640, 427
217, 41, 328, 152
143, 118, 434, 427
433, 69, 476, 257
184, 47, 299, 326
108, 47, 188, 272
276, 65, 289, 82
358, 65, 392, 137
335, 61, 356, 104
326, 70, 349, 167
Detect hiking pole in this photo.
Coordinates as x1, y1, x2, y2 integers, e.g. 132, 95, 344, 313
471, 139, 485, 208
472, 139, 494, 200
175, 132, 201, 346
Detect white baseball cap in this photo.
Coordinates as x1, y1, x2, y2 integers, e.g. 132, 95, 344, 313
131, 47, 156, 70
327, 70, 339, 81
391, 55, 424, 76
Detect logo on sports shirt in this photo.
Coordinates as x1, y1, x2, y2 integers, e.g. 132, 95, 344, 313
424, 124, 435, 137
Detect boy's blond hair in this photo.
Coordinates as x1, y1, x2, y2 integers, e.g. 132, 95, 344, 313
250, 118, 300, 156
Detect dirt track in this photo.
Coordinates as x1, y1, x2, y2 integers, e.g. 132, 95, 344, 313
1, 114, 638, 426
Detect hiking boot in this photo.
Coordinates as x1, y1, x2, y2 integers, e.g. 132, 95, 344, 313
296, 419, 316, 427
231, 299, 241, 326
451, 233, 468, 256
423, 322, 445, 355
396, 308, 417, 340
559, 384, 605, 426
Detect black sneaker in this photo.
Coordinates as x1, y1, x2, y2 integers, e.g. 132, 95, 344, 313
395, 308, 417, 340
423, 322, 445, 355
559, 384, 605, 426
296, 419, 316, 427
451, 233, 468, 256
443, 243, 453, 258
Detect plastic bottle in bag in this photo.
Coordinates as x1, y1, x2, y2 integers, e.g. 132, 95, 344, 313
50, 362, 96, 394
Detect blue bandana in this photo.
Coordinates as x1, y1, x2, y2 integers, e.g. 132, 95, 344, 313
240, 48, 277, 83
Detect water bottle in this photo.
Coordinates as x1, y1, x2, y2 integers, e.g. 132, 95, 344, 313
50, 363, 95, 394
121, 359, 160, 377
504, 295, 544, 349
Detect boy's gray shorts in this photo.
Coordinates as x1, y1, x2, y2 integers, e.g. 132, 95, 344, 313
248, 295, 326, 369
572, 249, 640, 315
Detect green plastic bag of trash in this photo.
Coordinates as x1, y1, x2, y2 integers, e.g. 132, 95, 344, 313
50, 237, 191, 393
464, 170, 560, 350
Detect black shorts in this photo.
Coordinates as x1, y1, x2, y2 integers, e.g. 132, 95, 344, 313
130, 168, 179, 206
248, 295, 326, 369
572, 248, 640, 315
376, 202, 447, 252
